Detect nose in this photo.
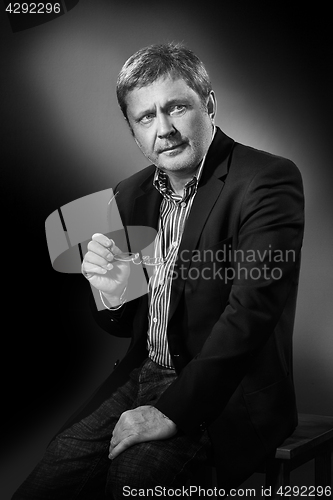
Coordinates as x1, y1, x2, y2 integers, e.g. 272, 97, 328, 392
156, 113, 176, 139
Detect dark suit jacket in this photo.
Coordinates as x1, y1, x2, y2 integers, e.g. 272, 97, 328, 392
64, 128, 304, 488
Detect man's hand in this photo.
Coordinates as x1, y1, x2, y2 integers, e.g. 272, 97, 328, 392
109, 406, 177, 460
82, 233, 131, 305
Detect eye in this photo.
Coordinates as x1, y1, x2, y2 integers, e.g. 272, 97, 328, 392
139, 114, 155, 125
169, 105, 186, 116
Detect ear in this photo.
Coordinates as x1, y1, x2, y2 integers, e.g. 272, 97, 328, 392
207, 91, 217, 123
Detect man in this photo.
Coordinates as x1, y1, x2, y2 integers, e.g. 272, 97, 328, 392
13, 42, 304, 499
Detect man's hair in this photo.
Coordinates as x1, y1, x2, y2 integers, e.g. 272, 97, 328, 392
116, 42, 212, 120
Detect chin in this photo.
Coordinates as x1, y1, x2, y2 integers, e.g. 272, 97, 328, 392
158, 154, 200, 173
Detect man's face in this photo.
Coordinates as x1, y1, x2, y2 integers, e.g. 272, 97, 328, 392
125, 76, 215, 176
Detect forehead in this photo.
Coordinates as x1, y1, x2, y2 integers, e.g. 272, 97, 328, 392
125, 76, 200, 116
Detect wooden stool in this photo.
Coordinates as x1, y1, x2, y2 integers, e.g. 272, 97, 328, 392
196, 414, 333, 498
263, 413, 333, 498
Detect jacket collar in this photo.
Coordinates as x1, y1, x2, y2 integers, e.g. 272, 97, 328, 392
200, 126, 235, 182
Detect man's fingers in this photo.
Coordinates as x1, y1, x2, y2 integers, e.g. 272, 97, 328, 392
92, 233, 113, 248
83, 261, 112, 275
87, 238, 128, 264
87, 241, 115, 261
109, 434, 138, 460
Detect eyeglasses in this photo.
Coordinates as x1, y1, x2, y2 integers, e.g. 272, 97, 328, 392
113, 252, 138, 262
113, 252, 166, 266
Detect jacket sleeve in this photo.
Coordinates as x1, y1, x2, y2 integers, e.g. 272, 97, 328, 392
89, 292, 141, 338
88, 180, 151, 339
154, 158, 304, 432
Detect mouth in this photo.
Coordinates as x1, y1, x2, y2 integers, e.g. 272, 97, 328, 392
159, 142, 187, 155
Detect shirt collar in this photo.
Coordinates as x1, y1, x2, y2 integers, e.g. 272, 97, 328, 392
153, 126, 216, 200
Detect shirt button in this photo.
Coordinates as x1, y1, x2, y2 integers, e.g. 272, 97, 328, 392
153, 317, 158, 323
181, 201, 186, 208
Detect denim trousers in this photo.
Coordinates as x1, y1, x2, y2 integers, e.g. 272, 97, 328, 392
12, 358, 212, 499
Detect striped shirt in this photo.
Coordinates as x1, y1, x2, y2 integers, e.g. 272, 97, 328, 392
147, 156, 208, 368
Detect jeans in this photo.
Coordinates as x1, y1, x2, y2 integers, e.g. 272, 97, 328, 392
12, 358, 212, 499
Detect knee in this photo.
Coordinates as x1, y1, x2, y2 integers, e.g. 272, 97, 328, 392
106, 454, 148, 499
106, 443, 168, 499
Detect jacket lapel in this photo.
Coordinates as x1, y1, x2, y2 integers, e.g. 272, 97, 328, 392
131, 182, 162, 232
168, 129, 235, 320
125, 171, 163, 262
